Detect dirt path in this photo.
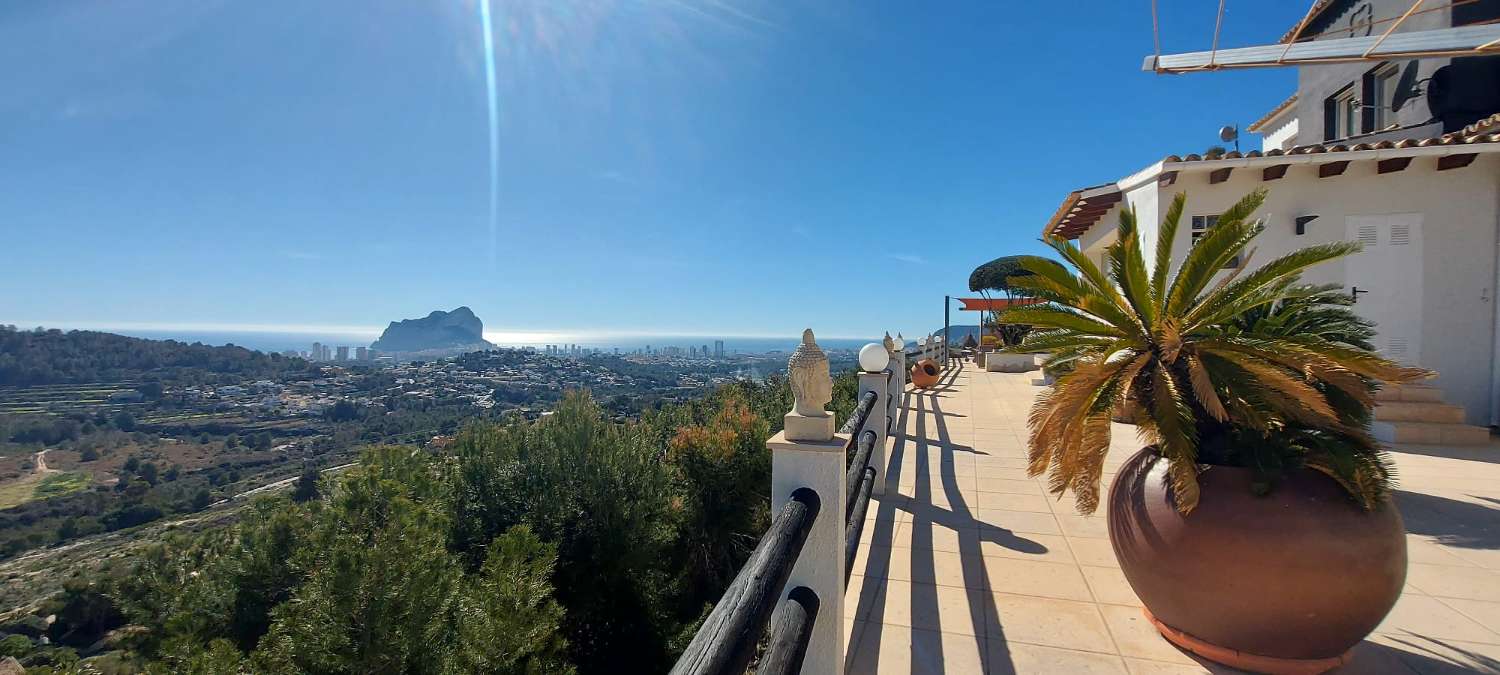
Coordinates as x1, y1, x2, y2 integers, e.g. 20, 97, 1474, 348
32, 449, 54, 475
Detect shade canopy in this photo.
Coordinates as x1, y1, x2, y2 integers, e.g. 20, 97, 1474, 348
956, 297, 1042, 312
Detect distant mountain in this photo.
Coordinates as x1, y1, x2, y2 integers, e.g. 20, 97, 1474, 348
370, 307, 494, 354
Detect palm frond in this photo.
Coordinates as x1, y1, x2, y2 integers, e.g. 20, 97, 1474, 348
1151, 192, 1186, 303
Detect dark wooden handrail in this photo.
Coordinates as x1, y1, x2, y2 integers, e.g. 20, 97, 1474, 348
845, 429, 878, 515
760, 586, 820, 675
669, 487, 822, 675
839, 390, 879, 436
844, 466, 876, 584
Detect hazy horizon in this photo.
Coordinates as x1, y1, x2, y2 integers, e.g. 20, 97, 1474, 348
1, 319, 968, 354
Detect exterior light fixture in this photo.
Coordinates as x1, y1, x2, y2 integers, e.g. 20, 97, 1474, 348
858, 343, 888, 372
1295, 214, 1320, 235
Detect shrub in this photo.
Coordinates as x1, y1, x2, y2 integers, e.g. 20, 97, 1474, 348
0, 633, 31, 658
1004, 189, 1425, 513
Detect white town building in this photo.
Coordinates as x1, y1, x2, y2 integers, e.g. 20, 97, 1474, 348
1045, 1, 1500, 443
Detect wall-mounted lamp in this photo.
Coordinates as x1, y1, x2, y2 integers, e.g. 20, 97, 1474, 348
1295, 214, 1320, 235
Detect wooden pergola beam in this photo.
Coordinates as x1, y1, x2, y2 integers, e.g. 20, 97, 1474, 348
1438, 153, 1477, 170
1319, 161, 1350, 178
1377, 157, 1413, 174
1209, 167, 1233, 184
1263, 164, 1290, 181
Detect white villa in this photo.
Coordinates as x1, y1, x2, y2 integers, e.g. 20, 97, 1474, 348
1043, 1, 1500, 443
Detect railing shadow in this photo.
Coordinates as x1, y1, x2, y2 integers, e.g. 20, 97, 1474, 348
854, 360, 1053, 673
1394, 489, 1500, 550
927, 361, 1016, 674
846, 372, 912, 667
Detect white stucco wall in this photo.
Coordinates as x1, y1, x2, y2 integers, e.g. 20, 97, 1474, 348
1076, 181, 1158, 276
1259, 117, 1299, 153
1143, 155, 1500, 425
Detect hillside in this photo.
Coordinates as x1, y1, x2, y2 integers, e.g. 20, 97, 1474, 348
0, 326, 309, 386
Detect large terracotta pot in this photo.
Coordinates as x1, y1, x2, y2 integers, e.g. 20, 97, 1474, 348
910, 359, 940, 388
1107, 449, 1406, 674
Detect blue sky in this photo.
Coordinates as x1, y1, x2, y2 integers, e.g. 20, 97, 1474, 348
1, 0, 1298, 342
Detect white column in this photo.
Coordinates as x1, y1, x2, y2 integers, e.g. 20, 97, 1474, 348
770, 431, 846, 675
857, 371, 888, 496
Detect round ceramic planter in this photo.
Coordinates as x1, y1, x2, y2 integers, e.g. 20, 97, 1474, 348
1106, 449, 1406, 674
910, 359, 940, 388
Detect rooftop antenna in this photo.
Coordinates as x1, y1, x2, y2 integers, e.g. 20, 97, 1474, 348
1219, 124, 1240, 153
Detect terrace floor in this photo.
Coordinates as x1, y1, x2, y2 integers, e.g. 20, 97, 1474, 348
843, 359, 1500, 674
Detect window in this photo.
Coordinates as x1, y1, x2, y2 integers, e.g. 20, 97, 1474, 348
1191, 215, 1240, 268
1336, 87, 1359, 139
1325, 85, 1360, 141
1370, 64, 1399, 130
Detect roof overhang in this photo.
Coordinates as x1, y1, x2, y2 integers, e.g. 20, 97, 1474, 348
1046, 135, 1500, 241
1041, 184, 1122, 240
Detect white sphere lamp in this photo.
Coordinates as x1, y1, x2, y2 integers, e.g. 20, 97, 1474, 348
892, 335, 906, 351
858, 343, 888, 372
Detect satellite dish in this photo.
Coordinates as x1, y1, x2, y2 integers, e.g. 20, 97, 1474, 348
1218, 125, 1239, 143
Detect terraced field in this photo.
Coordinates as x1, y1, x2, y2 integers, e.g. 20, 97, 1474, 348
0, 383, 146, 417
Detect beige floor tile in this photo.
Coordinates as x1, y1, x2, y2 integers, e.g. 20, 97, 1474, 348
1405, 563, 1500, 602
1364, 633, 1500, 673
977, 491, 1053, 513
1436, 597, 1500, 633
986, 592, 1117, 653
848, 573, 884, 619
864, 546, 987, 589
995, 642, 1129, 674
971, 455, 1031, 470
1375, 593, 1500, 643
868, 579, 987, 636
1446, 545, 1500, 571
1097, 604, 1197, 665
848, 622, 988, 675
1069, 537, 1122, 568
974, 509, 1063, 536
980, 556, 1094, 601
973, 479, 1042, 495
977, 471, 1037, 486
978, 532, 1075, 565
1404, 535, 1481, 567
1121, 657, 1242, 674
845, 614, 862, 653
898, 520, 979, 554
1056, 513, 1111, 539
1082, 565, 1142, 607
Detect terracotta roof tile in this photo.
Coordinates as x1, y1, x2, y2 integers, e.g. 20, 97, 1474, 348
1168, 129, 1500, 163
1460, 112, 1500, 136
1048, 126, 1500, 240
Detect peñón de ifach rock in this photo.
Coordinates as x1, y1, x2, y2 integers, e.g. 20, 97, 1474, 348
370, 307, 494, 354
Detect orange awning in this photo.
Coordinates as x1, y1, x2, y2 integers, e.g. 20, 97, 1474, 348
956, 298, 1042, 312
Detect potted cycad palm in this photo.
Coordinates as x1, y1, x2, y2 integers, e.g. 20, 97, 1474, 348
999, 189, 1426, 674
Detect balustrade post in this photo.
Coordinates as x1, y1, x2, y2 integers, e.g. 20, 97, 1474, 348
771, 330, 845, 675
